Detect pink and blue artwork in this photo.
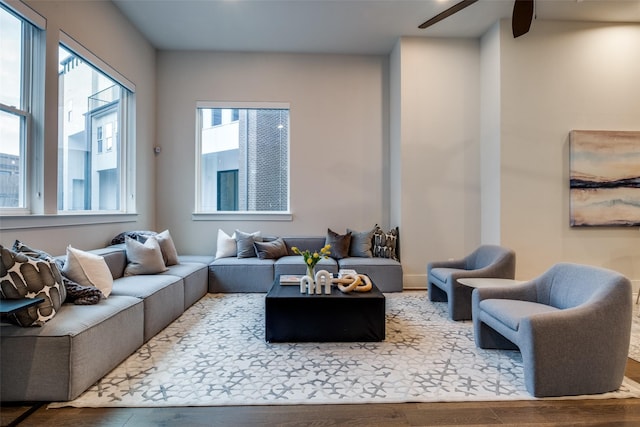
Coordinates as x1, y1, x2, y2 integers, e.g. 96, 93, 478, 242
570, 130, 640, 227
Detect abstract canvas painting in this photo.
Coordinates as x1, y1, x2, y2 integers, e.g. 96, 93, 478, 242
570, 130, 640, 227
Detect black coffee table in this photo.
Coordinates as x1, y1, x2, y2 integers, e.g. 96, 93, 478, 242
265, 277, 385, 342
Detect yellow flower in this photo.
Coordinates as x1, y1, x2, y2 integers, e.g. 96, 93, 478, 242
306, 258, 313, 265
313, 252, 319, 258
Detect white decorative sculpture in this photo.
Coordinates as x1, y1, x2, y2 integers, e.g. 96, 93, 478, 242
299, 269, 332, 294
315, 270, 332, 294
300, 275, 314, 294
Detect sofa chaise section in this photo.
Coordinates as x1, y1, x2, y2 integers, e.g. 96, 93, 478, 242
0, 295, 144, 402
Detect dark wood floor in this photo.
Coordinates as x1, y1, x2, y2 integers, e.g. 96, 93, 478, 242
3, 359, 640, 427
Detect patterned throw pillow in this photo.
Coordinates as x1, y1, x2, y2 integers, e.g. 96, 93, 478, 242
12, 240, 67, 303
372, 225, 399, 261
0, 245, 66, 327
325, 229, 352, 260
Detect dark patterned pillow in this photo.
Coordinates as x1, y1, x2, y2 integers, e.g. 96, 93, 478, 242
110, 230, 158, 245
372, 225, 399, 261
11, 240, 67, 304
0, 245, 66, 326
325, 229, 351, 260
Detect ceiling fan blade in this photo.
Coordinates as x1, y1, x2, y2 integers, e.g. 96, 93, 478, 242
419, 0, 479, 30
512, 0, 534, 38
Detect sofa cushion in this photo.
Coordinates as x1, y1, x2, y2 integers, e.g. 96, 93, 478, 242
62, 246, 113, 298
235, 230, 263, 258
325, 229, 351, 260
0, 246, 66, 327
479, 299, 561, 331
156, 230, 179, 266
124, 236, 168, 276
254, 238, 288, 260
347, 227, 375, 258
208, 257, 275, 292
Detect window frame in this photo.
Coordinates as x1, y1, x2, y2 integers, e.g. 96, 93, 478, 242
0, 1, 44, 215
56, 31, 136, 215
193, 101, 292, 222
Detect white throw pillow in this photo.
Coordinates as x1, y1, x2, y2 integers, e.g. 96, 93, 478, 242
62, 246, 113, 298
124, 236, 168, 276
215, 229, 237, 259
156, 229, 179, 266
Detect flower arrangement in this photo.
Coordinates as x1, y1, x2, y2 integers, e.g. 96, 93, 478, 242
291, 244, 331, 278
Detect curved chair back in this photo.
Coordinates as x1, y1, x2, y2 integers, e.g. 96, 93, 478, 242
465, 245, 515, 272
534, 262, 631, 310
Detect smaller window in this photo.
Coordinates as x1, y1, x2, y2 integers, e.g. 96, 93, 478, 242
196, 103, 290, 213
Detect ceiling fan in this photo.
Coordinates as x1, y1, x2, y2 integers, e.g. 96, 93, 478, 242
419, 0, 535, 38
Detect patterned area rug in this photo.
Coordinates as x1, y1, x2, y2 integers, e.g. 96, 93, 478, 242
51, 292, 640, 408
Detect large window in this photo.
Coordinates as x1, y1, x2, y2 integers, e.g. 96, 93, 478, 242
196, 103, 290, 213
0, 4, 43, 211
57, 41, 133, 212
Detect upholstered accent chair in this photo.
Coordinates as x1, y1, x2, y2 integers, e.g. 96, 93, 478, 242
427, 245, 516, 320
472, 262, 632, 397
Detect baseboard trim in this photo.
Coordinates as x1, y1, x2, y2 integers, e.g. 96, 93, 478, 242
403, 274, 427, 291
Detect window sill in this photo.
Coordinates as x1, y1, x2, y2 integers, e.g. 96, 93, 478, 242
192, 212, 292, 221
0, 213, 138, 230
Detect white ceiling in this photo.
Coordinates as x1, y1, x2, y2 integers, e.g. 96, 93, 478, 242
113, 0, 640, 55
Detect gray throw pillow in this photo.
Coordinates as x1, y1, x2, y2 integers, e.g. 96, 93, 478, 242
325, 229, 351, 260
235, 230, 263, 258
254, 238, 288, 260
347, 227, 375, 258
124, 236, 169, 276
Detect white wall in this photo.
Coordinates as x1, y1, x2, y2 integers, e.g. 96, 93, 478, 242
155, 51, 389, 255
392, 37, 481, 288
498, 20, 640, 282
480, 22, 502, 244
0, 0, 156, 255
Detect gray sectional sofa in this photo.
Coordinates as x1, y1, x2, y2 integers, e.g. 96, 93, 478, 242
0, 246, 214, 402
209, 236, 403, 293
1, 235, 402, 403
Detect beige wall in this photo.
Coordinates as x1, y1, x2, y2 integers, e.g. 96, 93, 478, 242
391, 37, 481, 288
498, 20, 640, 282
155, 51, 389, 255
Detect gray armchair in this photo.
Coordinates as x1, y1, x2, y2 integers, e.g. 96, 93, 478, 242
472, 262, 632, 397
427, 245, 516, 320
